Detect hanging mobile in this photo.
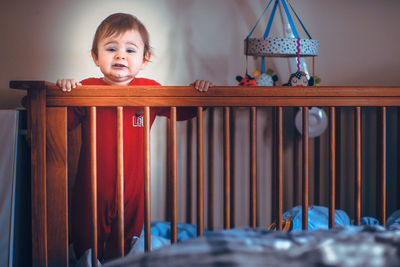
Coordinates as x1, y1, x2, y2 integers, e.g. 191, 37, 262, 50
243, 0, 325, 138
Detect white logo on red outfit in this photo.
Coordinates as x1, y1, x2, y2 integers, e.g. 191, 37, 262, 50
133, 111, 144, 127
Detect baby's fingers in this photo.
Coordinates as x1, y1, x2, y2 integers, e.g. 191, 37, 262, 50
57, 79, 80, 92
194, 80, 214, 92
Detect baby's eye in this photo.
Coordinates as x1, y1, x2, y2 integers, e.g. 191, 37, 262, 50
127, 49, 136, 53
106, 47, 116, 52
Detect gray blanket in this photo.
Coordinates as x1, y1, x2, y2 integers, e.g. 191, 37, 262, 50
104, 225, 400, 267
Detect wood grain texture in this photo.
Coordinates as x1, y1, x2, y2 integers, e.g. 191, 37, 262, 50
250, 107, 257, 228
223, 107, 231, 229
46, 107, 68, 267
277, 107, 283, 231
29, 86, 48, 267
302, 107, 309, 231
144, 107, 151, 251
329, 107, 336, 229
355, 107, 362, 226
170, 107, 177, 244
89, 107, 98, 267
197, 107, 204, 236
116, 107, 124, 256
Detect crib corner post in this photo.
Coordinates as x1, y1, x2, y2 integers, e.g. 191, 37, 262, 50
27, 82, 48, 267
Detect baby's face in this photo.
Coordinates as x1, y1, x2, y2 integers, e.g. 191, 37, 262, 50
93, 29, 148, 85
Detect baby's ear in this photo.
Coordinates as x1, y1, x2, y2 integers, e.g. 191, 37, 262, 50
144, 52, 151, 62
91, 51, 99, 66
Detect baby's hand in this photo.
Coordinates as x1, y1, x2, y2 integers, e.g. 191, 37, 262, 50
192, 80, 214, 92
56, 79, 82, 92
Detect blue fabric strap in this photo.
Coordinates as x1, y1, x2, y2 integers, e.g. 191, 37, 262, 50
246, 0, 274, 39
261, 56, 265, 73
281, 0, 299, 38
289, 2, 312, 39
263, 0, 279, 39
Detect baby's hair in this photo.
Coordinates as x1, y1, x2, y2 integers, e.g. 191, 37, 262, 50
91, 13, 151, 60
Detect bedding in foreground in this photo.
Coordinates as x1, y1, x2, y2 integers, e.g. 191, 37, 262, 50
103, 225, 400, 267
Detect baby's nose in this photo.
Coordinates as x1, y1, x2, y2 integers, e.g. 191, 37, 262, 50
116, 52, 126, 59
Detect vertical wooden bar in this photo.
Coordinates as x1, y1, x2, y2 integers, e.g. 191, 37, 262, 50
314, 137, 321, 205
293, 115, 300, 207
223, 107, 231, 229
379, 107, 387, 226
186, 120, 193, 223
250, 107, 257, 228
277, 107, 283, 230
398, 109, 400, 209
329, 107, 336, 228
89, 107, 98, 267
28, 86, 48, 267
166, 119, 171, 221
116, 107, 124, 256
335, 108, 342, 209
302, 107, 309, 230
197, 107, 204, 236
170, 107, 177, 243
355, 107, 362, 225
46, 107, 68, 267
272, 108, 277, 224
207, 108, 215, 231
230, 108, 236, 228
144, 107, 151, 251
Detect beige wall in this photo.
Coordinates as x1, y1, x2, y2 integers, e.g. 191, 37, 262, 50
2, 0, 400, 227
2, 0, 400, 107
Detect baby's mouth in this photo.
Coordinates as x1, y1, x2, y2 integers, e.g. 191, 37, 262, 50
113, 63, 127, 68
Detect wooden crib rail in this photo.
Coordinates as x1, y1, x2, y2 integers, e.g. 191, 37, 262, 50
9, 80, 400, 267
10, 80, 400, 107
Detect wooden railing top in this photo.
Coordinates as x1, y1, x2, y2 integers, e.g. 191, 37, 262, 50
10, 80, 400, 107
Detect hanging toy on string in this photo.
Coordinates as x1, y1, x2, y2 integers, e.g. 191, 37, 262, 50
283, 37, 315, 86
253, 69, 279, 86
236, 73, 258, 86
283, 71, 314, 86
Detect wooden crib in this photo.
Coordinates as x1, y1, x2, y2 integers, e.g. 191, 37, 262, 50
10, 81, 400, 266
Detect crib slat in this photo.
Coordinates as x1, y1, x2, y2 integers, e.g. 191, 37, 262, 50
89, 107, 98, 266
223, 107, 231, 229
170, 107, 178, 243
250, 107, 257, 228
166, 119, 171, 221
277, 107, 283, 230
186, 120, 193, 223
398, 109, 400, 209
116, 107, 124, 256
144, 107, 151, 251
197, 107, 204, 236
207, 108, 215, 231
355, 107, 361, 225
46, 107, 68, 267
293, 116, 300, 207
229, 109, 236, 228
28, 85, 48, 267
329, 107, 336, 228
335, 108, 342, 210
314, 137, 321, 205
378, 107, 387, 226
302, 107, 309, 230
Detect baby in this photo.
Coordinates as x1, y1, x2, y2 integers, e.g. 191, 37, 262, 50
56, 13, 213, 260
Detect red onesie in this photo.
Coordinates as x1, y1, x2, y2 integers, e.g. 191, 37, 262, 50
70, 78, 196, 259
